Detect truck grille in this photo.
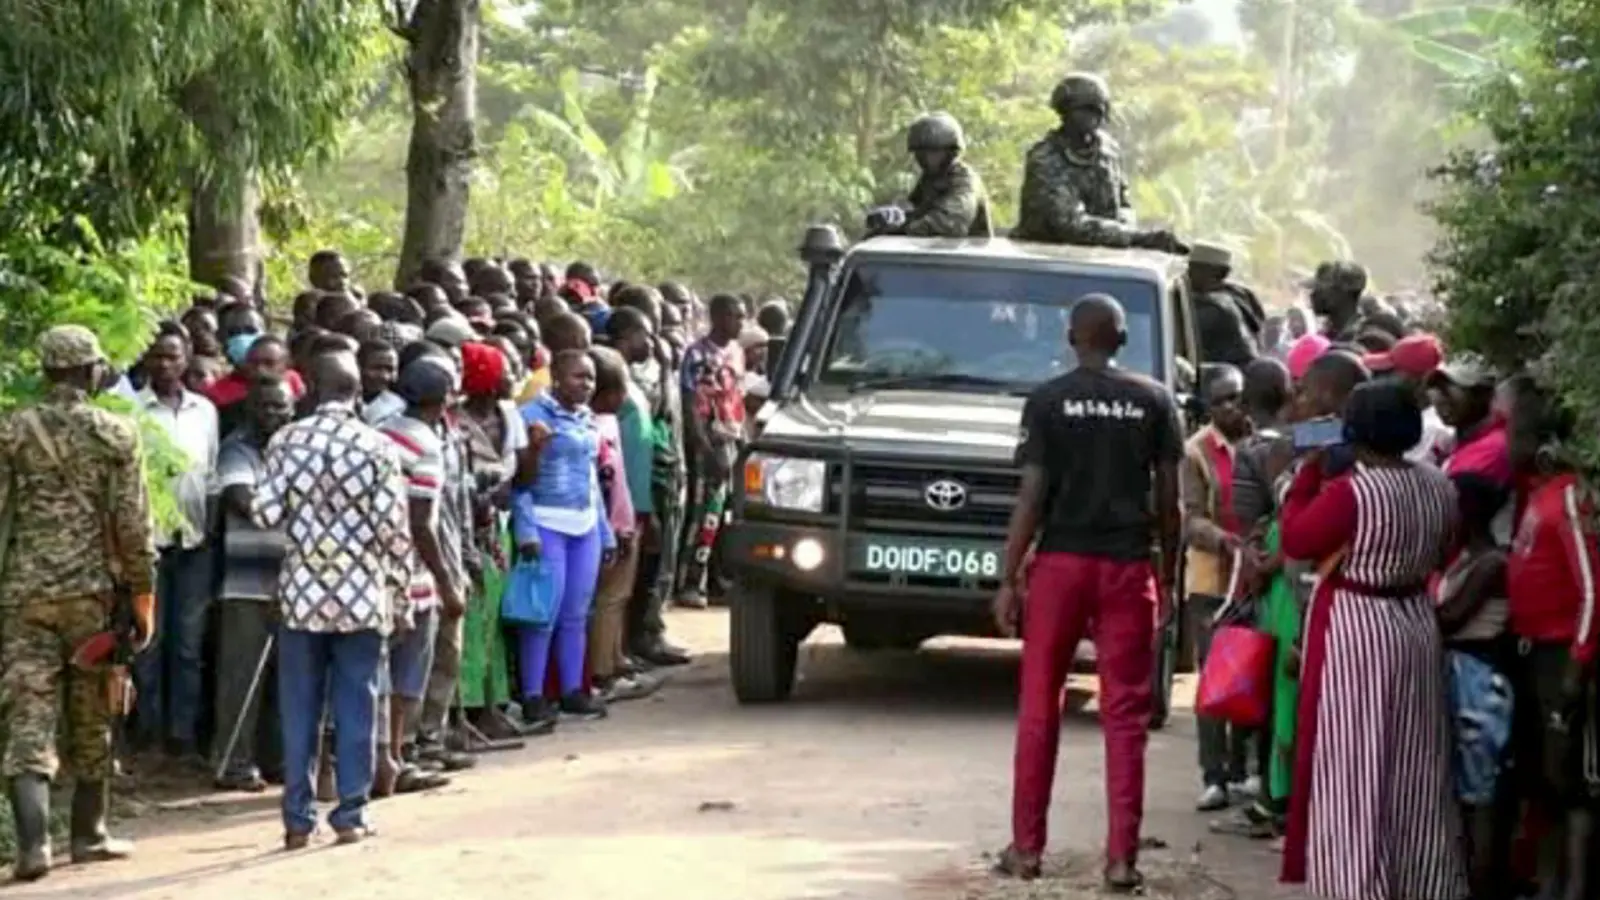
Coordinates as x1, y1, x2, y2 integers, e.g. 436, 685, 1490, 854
830, 462, 1019, 534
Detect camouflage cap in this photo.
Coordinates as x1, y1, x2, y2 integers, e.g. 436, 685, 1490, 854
38, 324, 106, 370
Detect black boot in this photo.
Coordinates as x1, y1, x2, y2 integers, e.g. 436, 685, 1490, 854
7, 774, 52, 881
69, 779, 133, 864
1558, 809, 1593, 900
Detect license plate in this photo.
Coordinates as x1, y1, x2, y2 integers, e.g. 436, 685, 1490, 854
853, 538, 1002, 579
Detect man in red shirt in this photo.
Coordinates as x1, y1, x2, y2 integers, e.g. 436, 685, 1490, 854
1505, 388, 1597, 900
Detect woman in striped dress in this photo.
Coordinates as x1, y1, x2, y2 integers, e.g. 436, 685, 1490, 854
1279, 381, 1469, 900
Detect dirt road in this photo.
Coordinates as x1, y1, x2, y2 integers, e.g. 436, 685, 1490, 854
11, 611, 1294, 900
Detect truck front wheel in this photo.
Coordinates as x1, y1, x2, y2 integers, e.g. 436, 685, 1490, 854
730, 585, 808, 703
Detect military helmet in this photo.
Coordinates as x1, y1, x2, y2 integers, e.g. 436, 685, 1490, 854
1050, 72, 1111, 116
906, 112, 965, 153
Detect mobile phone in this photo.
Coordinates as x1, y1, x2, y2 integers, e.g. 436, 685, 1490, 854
1291, 417, 1345, 452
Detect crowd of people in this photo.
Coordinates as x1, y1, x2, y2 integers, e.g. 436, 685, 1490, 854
4, 251, 794, 878
8, 231, 1595, 899
992, 258, 1596, 900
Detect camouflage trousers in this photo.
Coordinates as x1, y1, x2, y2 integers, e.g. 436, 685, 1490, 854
0, 596, 114, 780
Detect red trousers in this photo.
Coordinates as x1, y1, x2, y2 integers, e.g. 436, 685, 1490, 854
1010, 551, 1156, 863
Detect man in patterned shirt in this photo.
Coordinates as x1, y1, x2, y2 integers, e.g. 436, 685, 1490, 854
252, 349, 411, 848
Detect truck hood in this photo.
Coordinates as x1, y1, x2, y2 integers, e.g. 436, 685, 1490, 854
756, 389, 1023, 462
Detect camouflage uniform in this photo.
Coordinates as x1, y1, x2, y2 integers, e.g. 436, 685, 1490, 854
905, 160, 993, 238
1013, 73, 1181, 252
1013, 127, 1139, 246
1, 325, 155, 880
0, 331, 155, 781
868, 112, 993, 239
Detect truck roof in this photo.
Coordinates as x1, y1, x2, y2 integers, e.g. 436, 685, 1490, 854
847, 236, 1185, 281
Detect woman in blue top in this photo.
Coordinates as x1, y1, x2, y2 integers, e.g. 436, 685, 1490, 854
513, 350, 616, 724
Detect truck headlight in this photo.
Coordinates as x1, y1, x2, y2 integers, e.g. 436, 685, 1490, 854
743, 454, 827, 513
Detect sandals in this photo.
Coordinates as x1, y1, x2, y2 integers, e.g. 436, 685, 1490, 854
1208, 804, 1280, 840
990, 845, 1042, 881
1103, 862, 1146, 895
393, 765, 451, 794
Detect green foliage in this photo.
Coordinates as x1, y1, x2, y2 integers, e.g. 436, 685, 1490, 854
94, 395, 195, 537
0, 221, 192, 399
0, 1, 387, 245
0, 219, 195, 534
1428, 0, 1600, 463
1389, 5, 1534, 82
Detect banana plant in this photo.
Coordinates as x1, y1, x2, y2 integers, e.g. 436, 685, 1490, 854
1386, 4, 1533, 83
522, 66, 696, 210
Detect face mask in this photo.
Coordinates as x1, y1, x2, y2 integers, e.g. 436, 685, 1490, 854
226, 332, 260, 366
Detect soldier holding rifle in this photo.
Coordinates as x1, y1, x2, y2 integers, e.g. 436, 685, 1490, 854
0, 324, 157, 882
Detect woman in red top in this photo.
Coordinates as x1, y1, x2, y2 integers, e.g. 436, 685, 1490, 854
1504, 383, 1597, 900
1278, 381, 1467, 900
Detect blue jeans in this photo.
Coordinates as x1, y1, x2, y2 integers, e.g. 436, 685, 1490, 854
133, 544, 214, 746
277, 628, 383, 835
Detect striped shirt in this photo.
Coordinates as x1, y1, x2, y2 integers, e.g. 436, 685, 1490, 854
381, 415, 445, 614
211, 432, 286, 601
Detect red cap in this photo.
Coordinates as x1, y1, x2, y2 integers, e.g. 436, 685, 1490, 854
1391, 333, 1444, 377
1365, 332, 1443, 378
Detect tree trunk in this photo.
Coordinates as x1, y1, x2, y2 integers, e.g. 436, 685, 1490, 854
187, 172, 261, 296
856, 66, 881, 169
396, 0, 481, 290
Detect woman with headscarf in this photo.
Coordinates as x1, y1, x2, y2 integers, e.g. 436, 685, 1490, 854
1278, 380, 1468, 899
457, 341, 530, 738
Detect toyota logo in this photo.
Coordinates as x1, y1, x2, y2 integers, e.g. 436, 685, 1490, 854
924, 479, 968, 512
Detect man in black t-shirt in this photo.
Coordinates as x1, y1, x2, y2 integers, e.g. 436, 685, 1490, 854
993, 294, 1184, 893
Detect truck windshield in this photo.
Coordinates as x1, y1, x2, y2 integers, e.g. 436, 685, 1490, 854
816, 261, 1164, 393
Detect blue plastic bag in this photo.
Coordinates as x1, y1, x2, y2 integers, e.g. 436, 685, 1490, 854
500, 559, 556, 627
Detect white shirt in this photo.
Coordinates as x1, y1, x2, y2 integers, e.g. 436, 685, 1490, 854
1406, 406, 1454, 468
138, 387, 219, 549
363, 390, 406, 427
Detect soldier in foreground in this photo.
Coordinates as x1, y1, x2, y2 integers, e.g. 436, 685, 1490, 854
864, 112, 993, 238
0, 325, 157, 881
1012, 73, 1185, 253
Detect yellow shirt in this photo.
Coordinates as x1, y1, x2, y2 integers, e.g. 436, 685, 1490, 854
516, 368, 550, 406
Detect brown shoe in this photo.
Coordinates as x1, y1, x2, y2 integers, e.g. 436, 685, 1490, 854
991, 845, 1042, 881
334, 827, 371, 846
283, 832, 311, 851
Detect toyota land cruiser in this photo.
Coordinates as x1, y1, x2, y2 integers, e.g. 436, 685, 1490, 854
725, 227, 1200, 725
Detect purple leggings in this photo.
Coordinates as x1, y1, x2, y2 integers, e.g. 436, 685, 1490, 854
517, 523, 603, 698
